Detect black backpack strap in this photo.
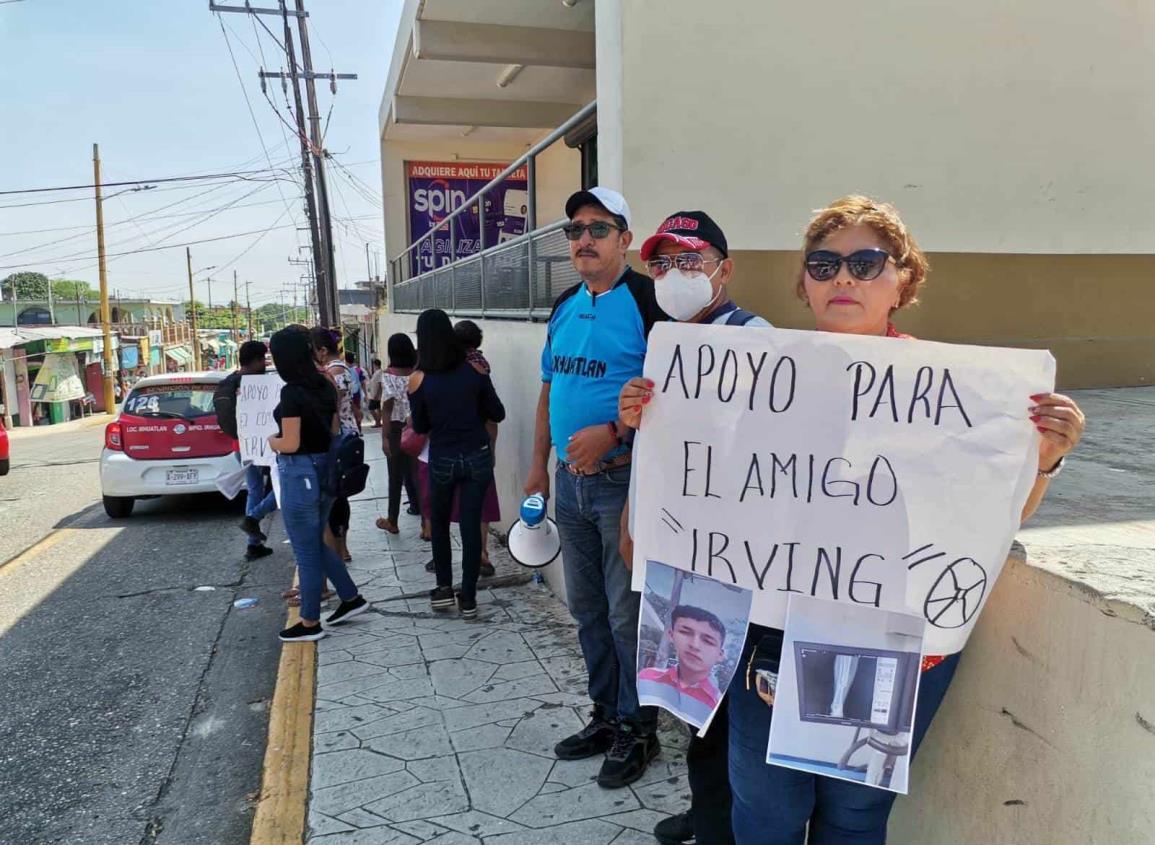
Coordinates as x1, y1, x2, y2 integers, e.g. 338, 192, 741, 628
620, 268, 667, 338
725, 308, 759, 327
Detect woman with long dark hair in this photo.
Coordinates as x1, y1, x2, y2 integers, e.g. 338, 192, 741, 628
309, 326, 358, 562
267, 326, 368, 641
375, 332, 421, 533
409, 309, 506, 619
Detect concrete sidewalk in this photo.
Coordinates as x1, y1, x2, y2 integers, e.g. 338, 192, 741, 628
303, 451, 688, 845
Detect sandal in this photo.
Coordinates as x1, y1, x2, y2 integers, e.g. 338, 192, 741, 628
284, 588, 334, 607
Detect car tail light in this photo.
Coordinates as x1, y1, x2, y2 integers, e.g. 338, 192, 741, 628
105, 421, 123, 451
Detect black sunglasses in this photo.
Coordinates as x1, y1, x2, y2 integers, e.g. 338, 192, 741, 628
805, 248, 893, 282
563, 221, 624, 241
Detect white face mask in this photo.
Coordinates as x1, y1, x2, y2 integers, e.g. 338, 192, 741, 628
655, 265, 722, 321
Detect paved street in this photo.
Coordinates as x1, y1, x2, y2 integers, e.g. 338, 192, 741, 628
0, 421, 288, 845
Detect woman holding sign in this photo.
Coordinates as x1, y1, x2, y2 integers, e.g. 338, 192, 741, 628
268, 326, 368, 642
619, 196, 1086, 844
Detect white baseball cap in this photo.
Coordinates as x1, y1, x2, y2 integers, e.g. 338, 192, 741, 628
565, 187, 632, 230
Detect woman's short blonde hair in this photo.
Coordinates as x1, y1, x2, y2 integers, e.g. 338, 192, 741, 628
796, 195, 929, 311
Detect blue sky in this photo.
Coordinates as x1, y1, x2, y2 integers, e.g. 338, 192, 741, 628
0, 0, 402, 308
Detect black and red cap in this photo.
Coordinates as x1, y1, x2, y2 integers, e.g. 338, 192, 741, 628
640, 211, 729, 261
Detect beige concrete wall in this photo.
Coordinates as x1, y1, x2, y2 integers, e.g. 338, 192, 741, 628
375, 311, 566, 595
713, 249, 1155, 388
891, 550, 1155, 844
533, 140, 581, 224
612, 0, 1154, 387
618, 0, 1155, 254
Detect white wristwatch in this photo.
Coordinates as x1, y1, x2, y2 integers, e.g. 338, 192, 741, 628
1038, 456, 1065, 479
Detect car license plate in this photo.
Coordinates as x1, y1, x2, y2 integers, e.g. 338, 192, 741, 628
166, 468, 199, 486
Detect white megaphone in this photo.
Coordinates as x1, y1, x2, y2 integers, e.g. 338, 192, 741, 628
508, 493, 561, 568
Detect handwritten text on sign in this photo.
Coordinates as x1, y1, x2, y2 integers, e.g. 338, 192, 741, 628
630, 324, 1055, 654
238, 373, 285, 466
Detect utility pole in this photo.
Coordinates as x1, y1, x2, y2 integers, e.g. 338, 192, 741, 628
211, 1, 355, 328
244, 281, 254, 337
93, 144, 116, 413
186, 248, 202, 370
232, 270, 240, 346
212, 2, 329, 325
293, 0, 340, 327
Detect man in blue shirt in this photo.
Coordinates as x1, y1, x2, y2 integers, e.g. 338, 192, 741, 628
525, 187, 665, 789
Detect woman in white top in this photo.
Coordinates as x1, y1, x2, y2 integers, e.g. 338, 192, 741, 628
375, 333, 422, 534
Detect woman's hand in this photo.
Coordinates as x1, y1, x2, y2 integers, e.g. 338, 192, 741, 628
1030, 392, 1085, 470
619, 377, 654, 430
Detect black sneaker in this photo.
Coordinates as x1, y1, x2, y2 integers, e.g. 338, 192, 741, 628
553, 708, 618, 760
479, 561, 496, 578
457, 593, 477, 619
654, 810, 695, 845
279, 621, 325, 642
424, 559, 436, 572
245, 544, 274, 561
406, 504, 420, 516
240, 516, 267, 542
430, 586, 456, 611
324, 595, 369, 626
597, 724, 660, 789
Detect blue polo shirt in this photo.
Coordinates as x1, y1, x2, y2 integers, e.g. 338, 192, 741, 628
541, 267, 664, 460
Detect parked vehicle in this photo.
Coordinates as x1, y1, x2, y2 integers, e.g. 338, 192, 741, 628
99, 372, 238, 518
0, 416, 9, 476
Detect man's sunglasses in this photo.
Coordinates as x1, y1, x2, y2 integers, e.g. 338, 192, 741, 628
563, 221, 625, 241
645, 252, 721, 276
804, 248, 893, 282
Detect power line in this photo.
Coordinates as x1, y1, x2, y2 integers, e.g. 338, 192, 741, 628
216, 15, 304, 241
0, 168, 297, 257
0, 215, 379, 272
0, 166, 293, 197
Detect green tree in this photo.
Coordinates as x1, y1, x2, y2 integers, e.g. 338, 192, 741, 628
1, 271, 51, 301
253, 302, 309, 334
51, 279, 96, 302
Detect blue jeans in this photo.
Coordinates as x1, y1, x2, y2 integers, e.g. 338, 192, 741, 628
554, 462, 656, 731
429, 445, 494, 602
244, 463, 278, 547
276, 453, 359, 623
729, 625, 961, 844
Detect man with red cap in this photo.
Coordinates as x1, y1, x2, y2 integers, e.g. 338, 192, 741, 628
622, 210, 770, 845
640, 210, 770, 328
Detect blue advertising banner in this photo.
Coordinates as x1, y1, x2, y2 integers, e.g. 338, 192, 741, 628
406, 161, 529, 276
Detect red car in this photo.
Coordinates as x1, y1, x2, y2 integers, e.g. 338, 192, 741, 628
0, 415, 8, 476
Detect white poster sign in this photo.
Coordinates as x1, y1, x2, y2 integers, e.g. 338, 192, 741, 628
237, 373, 285, 466
30, 353, 85, 402
631, 324, 1054, 655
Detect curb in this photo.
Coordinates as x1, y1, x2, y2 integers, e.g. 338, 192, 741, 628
250, 584, 315, 845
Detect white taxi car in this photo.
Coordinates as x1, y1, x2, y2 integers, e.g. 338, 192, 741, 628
99, 371, 240, 518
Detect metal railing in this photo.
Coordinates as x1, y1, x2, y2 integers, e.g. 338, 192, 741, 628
389, 100, 595, 320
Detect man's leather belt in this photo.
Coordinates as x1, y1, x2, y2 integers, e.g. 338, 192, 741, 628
561, 452, 632, 476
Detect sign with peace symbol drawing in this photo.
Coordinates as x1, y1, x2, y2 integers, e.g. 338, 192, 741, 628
631, 324, 1055, 654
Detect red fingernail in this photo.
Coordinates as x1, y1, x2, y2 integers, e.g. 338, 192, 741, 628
645, 379, 655, 388
1036, 426, 1047, 432
1030, 394, 1045, 400
642, 396, 650, 403
1029, 415, 1040, 422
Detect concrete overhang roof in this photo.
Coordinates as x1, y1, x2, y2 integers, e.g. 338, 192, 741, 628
380, 0, 596, 143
